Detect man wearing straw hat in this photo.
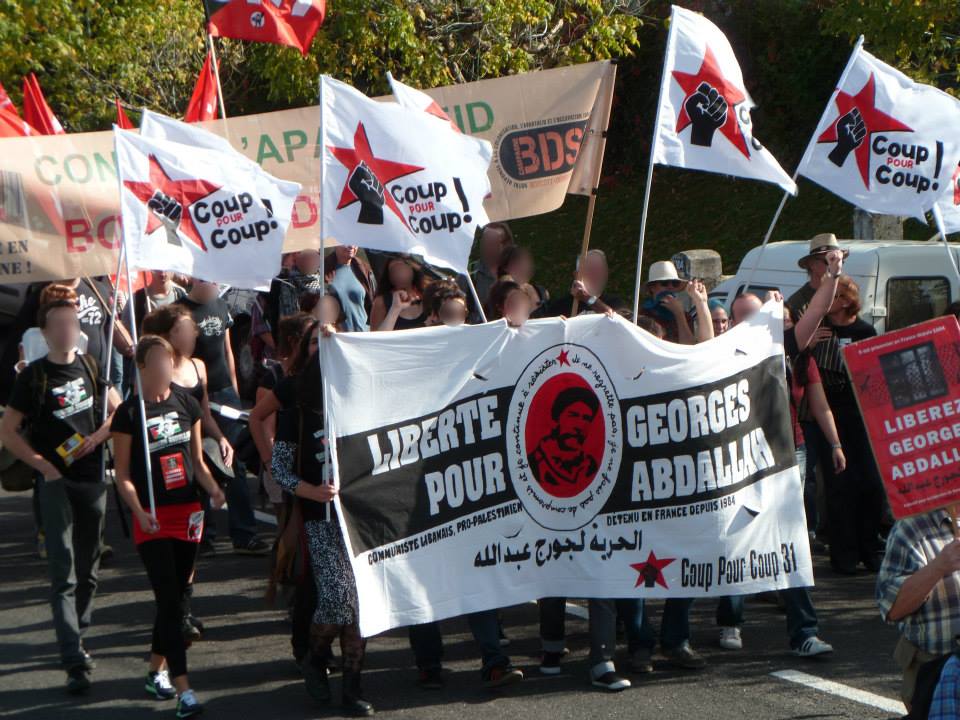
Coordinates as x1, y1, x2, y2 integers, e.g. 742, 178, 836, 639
785, 233, 850, 321
638, 259, 711, 344
877, 505, 960, 709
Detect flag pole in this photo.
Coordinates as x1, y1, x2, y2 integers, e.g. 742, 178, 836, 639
631, 10, 676, 323
318, 76, 333, 524
205, 33, 228, 121
931, 203, 960, 284
465, 273, 488, 323
570, 193, 599, 317
742, 35, 865, 291
112, 129, 157, 520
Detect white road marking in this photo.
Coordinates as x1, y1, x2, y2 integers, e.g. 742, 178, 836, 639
771, 669, 906, 715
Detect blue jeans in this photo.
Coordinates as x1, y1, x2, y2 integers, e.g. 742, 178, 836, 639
801, 421, 827, 532
538, 597, 619, 677
205, 386, 257, 546
616, 599, 645, 654
637, 597, 694, 651
408, 609, 508, 673
716, 589, 819, 649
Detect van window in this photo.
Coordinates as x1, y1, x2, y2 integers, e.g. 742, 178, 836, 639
886, 277, 951, 331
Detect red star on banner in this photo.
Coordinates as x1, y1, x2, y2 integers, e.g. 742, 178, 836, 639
123, 154, 220, 251
672, 45, 750, 158
817, 73, 913, 189
328, 121, 424, 229
630, 550, 676, 589
556, 349, 570, 366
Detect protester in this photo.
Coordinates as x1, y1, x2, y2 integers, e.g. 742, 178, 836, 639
132, 272, 186, 321
708, 298, 729, 336
548, 249, 623, 318
300, 289, 346, 331
497, 245, 550, 316
266, 250, 324, 334
877, 504, 960, 709
422, 280, 469, 327
369, 256, 427, 331
176, 280, 268, 557
270, 322, 376, 716
111, 335, 225, 717
637, 261, 710, 343
470, 222, 514, 304
0, 289, 122, 693
486, 279, 534, 327
323, 245, 375, 332
247, 292, 275, 370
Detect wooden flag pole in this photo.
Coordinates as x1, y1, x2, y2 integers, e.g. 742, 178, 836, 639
570, 192, 599, 317
206, 32, 228, 120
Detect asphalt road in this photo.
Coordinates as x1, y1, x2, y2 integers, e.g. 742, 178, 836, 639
0, 482, 908, 720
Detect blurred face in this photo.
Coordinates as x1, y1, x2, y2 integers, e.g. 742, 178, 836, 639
731, 295, 763, 325
480, 227, 507, 266
319, 295, 342, 325
503, 288, 533, 327
805, 256, 827, 288
507, 253, 534, 284
581, 253, 609, 296
335, 245, 358, 265
297, 250, 321, 275
150, 271, 172, 287
711, 306, 729, 335
139, 345, 174, 389
42, 306, 81, 353
190, 279, 219, 304
438, 297, 468, 327
388, 260, 414, 290
783, 306, 794, 330
168, 316, 198, 357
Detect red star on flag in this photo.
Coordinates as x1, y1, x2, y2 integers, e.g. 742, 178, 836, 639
630, 550, 676, 589
672, 45, 750, 158
328, 121, 424, 228
817, 73, 913, 189
123, 154, 221, 251
556, 349, 570, 366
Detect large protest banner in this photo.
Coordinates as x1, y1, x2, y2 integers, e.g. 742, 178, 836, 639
843, 315, 960, 519
0, 61, 614, 284
324, 303, 813, 637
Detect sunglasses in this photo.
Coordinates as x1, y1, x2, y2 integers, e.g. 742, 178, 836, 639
651, 280, 685, 289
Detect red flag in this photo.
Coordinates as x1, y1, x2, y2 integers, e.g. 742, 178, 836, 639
205, 0, 325, 56
184, 53, 219, 123
0, 82, 16, 116
0, 106, 33, 137
22, 73, 65, 135
115, 98, 135, 129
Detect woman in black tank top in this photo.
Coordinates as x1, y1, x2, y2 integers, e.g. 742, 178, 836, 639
369, 256, 427, 331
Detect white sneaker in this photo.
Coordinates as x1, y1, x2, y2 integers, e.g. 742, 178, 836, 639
719, 626, 743, 650
794, 636, 834, 657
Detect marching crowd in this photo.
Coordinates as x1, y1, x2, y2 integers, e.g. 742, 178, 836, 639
3, 224, 960, 718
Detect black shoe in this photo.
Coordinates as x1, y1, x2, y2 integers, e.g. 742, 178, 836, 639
302, 651, 331, 703
233, 537, 270, 556
198, 540, 216, 557
483, 664, 523, 688
498, 621, 510, 647
66, 666, 91, 695
342, 670, 375, 716
79, 648, 96, 672
100, 544, 114, 564
186, 614, 205, 634
182, 617, 202, 643
831, 560, 858, 575
591, 670, 631, 692
861, 554, 882, 573
539, 651, 562, 675
417, 667, 445, 689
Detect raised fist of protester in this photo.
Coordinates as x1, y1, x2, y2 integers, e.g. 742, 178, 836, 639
825, 248, 844, 276
348, 161, 385, 224
147, 190, 184, 246
392, 289, 415, 311
570, 279, 591, 302
934, 537, 960, 576
686, 82, 728, 147
827, 108, 866, 167
764, 289, 784, 304
686, 279, 708, 305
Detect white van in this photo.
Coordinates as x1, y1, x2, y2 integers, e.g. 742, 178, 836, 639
710, 240, 960, 334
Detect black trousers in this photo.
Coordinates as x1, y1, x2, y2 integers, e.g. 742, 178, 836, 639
138, 538, 197, 678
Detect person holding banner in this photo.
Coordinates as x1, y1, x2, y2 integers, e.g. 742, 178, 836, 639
270, 322, 374, 716
0, 290, 122, 695
111, 335, 224, 717
369, 256, 428, 332
548, 249, 622, 319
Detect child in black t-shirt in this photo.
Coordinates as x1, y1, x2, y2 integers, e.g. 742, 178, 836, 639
112, 335, 224, 718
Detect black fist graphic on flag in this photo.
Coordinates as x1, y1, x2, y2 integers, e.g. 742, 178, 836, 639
827, 108, 866, 167
147, 190, 184, 246
348, 161, 385, 225
685, 81, 727, 147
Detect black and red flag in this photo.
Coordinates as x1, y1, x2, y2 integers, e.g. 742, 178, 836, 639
204, 0, 325, 56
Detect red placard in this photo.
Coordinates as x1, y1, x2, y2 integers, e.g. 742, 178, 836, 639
843, 315, 960, 518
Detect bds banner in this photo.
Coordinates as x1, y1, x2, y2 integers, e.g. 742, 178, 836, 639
843, 315, 960, 519
0, 61, 614, 284
325, 303, 813, 637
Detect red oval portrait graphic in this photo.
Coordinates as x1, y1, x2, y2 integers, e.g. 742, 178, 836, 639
524, 373, 605, 499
